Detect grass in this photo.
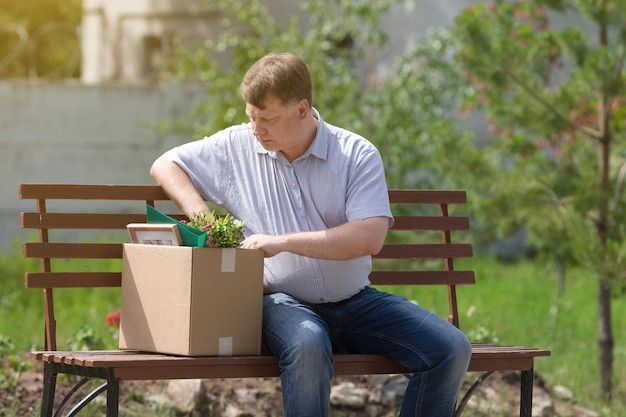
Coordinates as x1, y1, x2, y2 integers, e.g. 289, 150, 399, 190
0, 239, 121, 352
2, 239, 625, 415
379, 255, 626, 416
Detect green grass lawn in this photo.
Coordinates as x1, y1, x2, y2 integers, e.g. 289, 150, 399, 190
1, 241, 625, 415
379, 256, 626, 416
0, 240, 122, 352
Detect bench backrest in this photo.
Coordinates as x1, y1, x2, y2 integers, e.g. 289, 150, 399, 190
19, 184, 475, 351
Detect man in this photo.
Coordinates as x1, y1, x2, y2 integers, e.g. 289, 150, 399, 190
151, 52, 471, 417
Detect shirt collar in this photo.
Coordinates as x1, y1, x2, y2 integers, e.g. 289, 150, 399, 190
306, 108, 328, 161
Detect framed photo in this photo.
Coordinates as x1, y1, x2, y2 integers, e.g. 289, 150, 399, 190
127, 223, 183, 246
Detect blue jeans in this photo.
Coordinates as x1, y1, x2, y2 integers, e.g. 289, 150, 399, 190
262, 287, 471, 417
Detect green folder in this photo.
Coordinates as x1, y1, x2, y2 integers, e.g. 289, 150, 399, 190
146, 204, 207, 247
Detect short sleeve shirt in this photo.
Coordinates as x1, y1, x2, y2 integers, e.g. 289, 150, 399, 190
165, 109, 393, 303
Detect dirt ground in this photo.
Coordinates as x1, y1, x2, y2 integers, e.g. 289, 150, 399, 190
4, 361, 283, 416
1, 356, 368, 417
1, 354, 600, 417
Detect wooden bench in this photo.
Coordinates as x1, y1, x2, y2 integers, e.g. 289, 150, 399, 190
19, 183, 550, 417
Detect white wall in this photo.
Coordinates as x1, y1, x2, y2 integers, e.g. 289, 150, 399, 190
0, 80, 200, 250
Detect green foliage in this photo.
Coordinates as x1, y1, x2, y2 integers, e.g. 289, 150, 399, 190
171, 0, 395, 138
380, 255, 626, 413
449, 0, 626, 400
169, 0, 484, 191
0, 238, 121, 352
365, 27, 489, 189
450, 1, 626, 273
0, 335, 32, 394
0, 0, 82, 78
66, 326, 107, 352
466, 325, 499, 344
455, 1, 626, 138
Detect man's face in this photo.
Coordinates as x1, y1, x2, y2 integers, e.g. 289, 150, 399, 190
245, 95, 311, 161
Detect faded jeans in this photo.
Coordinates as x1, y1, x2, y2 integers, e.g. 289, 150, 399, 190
262, 287, 472, 417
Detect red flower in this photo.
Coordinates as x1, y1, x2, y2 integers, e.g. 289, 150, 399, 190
106, 310, 121, 328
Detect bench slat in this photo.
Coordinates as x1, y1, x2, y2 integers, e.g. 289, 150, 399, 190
22, 242, 473, 261
21, 212, 467, 232
375, 243, 473, 258
18, 185, 466, 205
388, 189, 466, 204
391, 216, 469, 231
25, 272, 121, 288
19, 184, 170, 200
22, 213, 148, 230
23, 242, 123, 259
24, 270, 476, 288
369, 270, 475, 285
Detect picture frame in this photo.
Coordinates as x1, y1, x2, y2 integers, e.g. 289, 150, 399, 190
127, 223, 183, 246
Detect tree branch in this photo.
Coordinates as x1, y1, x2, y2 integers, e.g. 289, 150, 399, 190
613, 159, 626, 213
497, 63, 603, 140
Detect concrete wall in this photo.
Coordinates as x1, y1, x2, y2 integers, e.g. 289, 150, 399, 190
0, 80, 200, 250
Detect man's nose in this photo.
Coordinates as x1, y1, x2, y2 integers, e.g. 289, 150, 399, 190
252, 121, 267, 136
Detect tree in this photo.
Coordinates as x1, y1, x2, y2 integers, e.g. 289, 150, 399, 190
172, 0, 394, 137
0, 0, 81, 78
171, 0, 481, 191
451, 0, 626, 401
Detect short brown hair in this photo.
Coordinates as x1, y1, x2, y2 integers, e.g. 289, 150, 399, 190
240, 53, 313, 109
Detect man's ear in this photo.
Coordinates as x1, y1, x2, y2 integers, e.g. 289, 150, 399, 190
298, 99, 309, 118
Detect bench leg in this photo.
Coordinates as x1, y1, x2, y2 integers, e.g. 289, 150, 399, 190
520, 368, 534, 417
57, 378, 94, 416
453, 371, 495, 417
39, 364, 120, 417
40, 364, 57, 417
64, 381, 108, 417
106, 377, 120, 417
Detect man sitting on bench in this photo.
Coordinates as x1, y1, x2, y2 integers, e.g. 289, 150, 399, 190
150, 52, 471, 417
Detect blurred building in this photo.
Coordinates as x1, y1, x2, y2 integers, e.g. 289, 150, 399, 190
79, 0, 477, 85
80, 0, 306, 84
81, 0, 210, 84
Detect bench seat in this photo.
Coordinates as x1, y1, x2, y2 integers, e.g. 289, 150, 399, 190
33, 344, 549, 380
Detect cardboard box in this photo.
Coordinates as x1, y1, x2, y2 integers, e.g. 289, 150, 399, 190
120, 244, 264, 356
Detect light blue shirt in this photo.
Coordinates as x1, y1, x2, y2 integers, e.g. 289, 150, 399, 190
165, 110, 393, 303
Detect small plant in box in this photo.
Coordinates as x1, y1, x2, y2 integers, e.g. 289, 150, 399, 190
182, 211, 245, 248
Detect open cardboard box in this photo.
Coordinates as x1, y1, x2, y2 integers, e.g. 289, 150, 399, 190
120, 244, 264, 356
